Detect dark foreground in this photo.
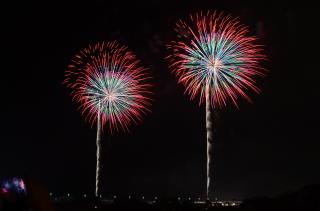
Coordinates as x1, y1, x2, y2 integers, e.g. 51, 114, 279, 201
1, 184, 319, 211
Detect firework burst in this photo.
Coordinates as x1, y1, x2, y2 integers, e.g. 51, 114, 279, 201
64, 41, 152, 198
167, 11, 267, 199
167, 11, 266, 108
64, 41, 152, 133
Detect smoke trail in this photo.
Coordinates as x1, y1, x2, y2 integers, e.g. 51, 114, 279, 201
95, 102, 102, 198
205, 84, 213, 200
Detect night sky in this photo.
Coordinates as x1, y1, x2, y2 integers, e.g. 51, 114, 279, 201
1, 1, 319, 200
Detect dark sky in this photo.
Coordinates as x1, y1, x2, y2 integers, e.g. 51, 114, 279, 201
1, 1, 319, 200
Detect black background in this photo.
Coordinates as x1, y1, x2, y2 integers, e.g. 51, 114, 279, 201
1, 0, 319, 200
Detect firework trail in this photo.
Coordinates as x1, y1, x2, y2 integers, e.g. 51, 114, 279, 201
167, 11, 266, 199
64, 41, 152, 197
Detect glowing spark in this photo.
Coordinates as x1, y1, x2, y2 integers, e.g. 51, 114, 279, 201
167, 11, 266, 108
64, 41, 152, 132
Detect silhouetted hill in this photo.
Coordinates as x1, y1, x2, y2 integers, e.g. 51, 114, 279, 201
241, 184, 320, 210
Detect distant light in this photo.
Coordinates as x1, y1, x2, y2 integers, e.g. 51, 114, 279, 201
154, 196, 158, 200
128, 195, 131, 199
177, 197, 181, 200
194, 201, 206, 204
198, 197, 200, 200
113, 195, 117, 199
4, 182, 10, 189
84, 194, 87, 198
67, 193, 70, 197
49, 192, 53, 196
99, 195, 102, 198
188, 197, 191, 200
232, 202, 236, 206
142, 196, 145, 199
